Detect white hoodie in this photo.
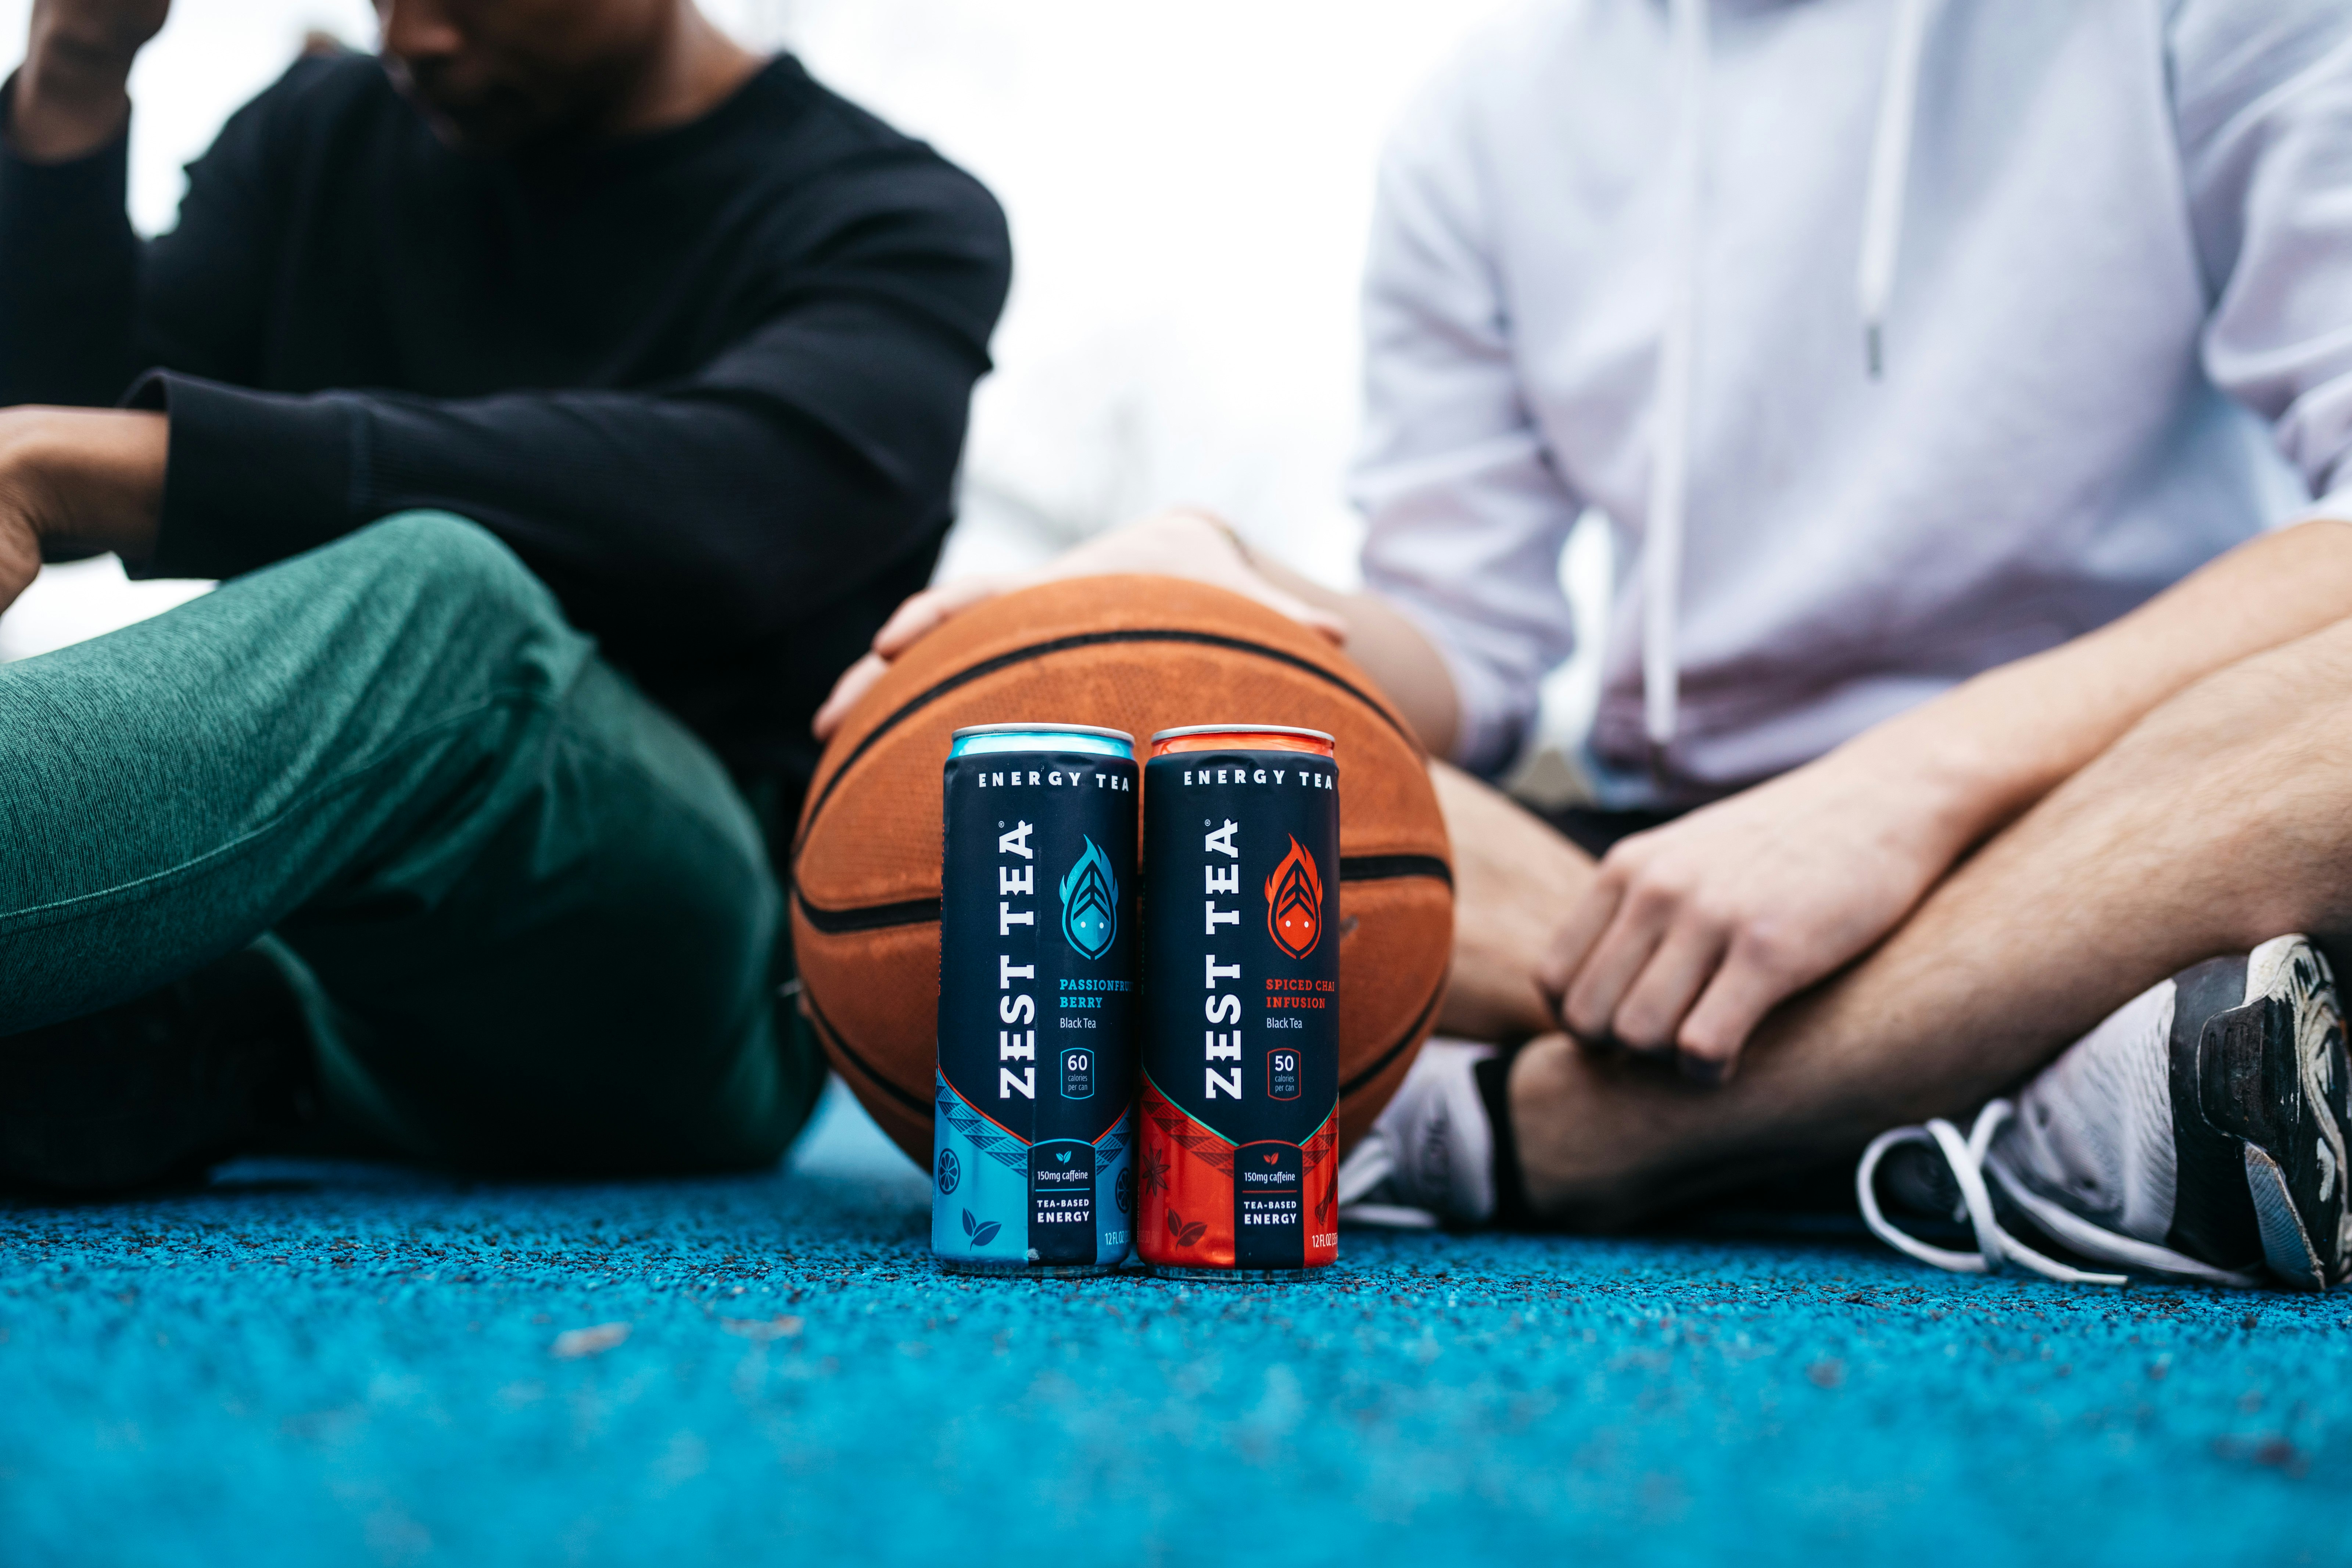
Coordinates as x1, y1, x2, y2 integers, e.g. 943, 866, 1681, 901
1351, 0, 2352, 802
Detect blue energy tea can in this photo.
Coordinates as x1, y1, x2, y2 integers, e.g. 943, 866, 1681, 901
1137, 725, 1340, 1281
933, 723, 1140, 1275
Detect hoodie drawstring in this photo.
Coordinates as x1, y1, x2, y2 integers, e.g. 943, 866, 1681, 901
1859, 0, 1935, 377
1642, 0, 1710, 773
1640, 0, 1936, 773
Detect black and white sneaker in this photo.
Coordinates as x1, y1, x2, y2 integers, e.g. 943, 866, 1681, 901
1860, 934, 2350, 1291
0, 947, 318, 1194
1336, 1039, 1497, 1229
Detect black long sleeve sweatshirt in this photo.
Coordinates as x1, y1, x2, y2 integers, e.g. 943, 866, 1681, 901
0, 51, 1011, 794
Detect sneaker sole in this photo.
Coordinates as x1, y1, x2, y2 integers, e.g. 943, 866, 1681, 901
2244, 1145, 2325, 1291
2197, 936, 2351, 1290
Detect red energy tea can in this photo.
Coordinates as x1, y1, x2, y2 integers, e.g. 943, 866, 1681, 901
1137, 725, 1339, 1280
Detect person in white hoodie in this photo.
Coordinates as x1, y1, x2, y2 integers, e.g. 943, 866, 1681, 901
818, 0, 2352, 1288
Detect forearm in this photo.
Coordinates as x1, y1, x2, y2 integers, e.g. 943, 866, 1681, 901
1516, 609, 2352, 1225
357, 392, 949, 638
135, 372, 953, 644
1846, 518, 2352, 860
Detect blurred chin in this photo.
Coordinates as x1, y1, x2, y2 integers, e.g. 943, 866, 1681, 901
386, 60, 552, 154
408, 88, 547, 154
423, 105, 513, 153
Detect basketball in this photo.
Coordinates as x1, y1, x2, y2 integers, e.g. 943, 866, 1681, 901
790, 575, 1455, 1166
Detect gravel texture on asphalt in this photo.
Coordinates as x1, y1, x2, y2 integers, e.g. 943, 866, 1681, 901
3, 1081, 2343, 1565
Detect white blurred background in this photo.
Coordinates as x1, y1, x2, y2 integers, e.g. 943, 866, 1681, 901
0, 0, 1609, 794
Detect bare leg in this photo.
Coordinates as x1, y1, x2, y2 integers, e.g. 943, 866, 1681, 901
1469, 622, 2352, 1227
1430, 760, 1596, 1041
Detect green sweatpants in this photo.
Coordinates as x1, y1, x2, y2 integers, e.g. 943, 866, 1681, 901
0, 512, 823, 1173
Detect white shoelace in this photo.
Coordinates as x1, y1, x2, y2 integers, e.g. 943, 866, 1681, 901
1857, 1101, 2129, 1285
1858, 1101, 2266, 1287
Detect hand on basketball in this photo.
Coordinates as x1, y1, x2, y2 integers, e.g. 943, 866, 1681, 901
1538, 745, 1967, 1081
812, 509, 1347, 741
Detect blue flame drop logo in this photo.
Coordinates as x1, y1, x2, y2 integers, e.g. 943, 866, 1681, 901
1058, 837, 1119, 959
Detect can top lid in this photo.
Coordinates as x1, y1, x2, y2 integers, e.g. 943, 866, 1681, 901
1148, 724, 1335, 744
949, 722, 1136, 743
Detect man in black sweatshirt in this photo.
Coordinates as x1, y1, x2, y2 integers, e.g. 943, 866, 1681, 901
0, 0, 1010, 1188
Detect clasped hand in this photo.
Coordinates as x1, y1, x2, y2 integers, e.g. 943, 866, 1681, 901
1539, 744, 1974, 1080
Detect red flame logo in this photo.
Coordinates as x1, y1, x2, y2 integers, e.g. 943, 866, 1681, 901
1265, 836, 1324, 959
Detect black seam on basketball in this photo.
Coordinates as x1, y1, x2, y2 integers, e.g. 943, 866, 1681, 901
1339, 854, 1454, 889
802, 985, 929, 1117
793, 893, 943, 934
1339, 971, 1446, 1102
793, 627, 1420, 866
794, 859, 1449, 934
805, 887, 1439, 1111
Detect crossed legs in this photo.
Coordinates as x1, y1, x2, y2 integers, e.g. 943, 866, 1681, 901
0, 512, 821, 1179
1438, 617, 2352, 1228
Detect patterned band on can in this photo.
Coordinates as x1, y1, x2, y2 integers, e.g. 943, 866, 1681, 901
934, 724, 1139, 1274
1138, 725, 1340, 1276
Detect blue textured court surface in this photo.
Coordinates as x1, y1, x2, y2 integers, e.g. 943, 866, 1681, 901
4, 1081, 2346, 1567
